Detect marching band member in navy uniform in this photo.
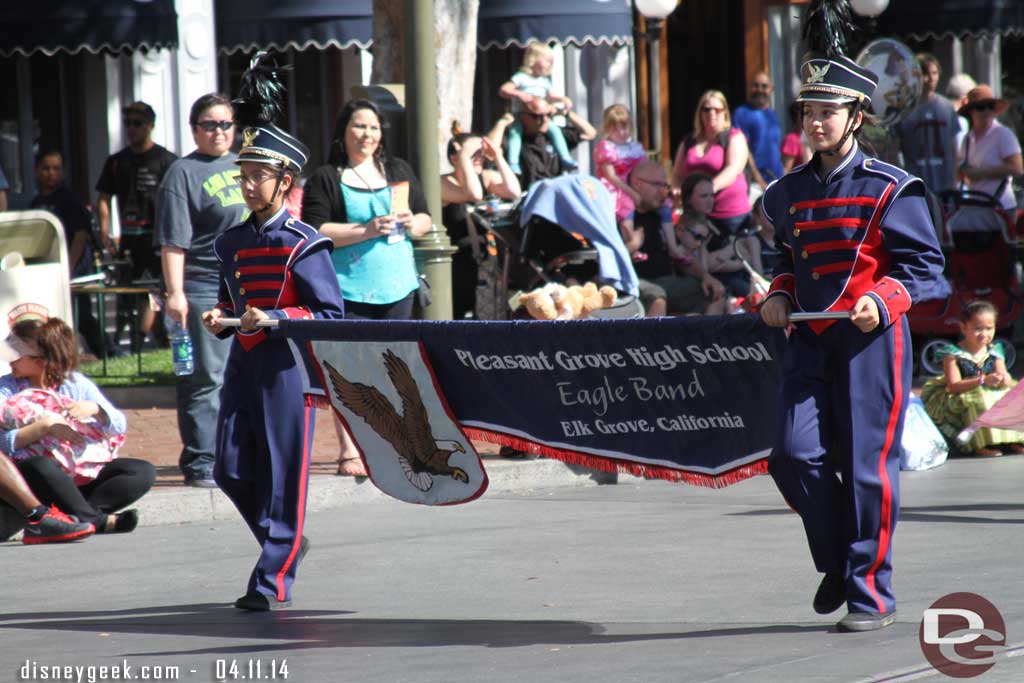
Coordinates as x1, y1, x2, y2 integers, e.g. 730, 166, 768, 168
759, 1, 947, 632
202, 55, 345, 611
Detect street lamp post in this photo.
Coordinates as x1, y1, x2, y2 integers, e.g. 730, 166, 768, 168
635, 0, 676, 161
404, 0, 456, 320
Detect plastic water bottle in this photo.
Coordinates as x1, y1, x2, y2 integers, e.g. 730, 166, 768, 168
166, 314, 194, 376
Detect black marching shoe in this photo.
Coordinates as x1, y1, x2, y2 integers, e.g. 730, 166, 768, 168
837, 610, 897, 632
813, 573, 846, 615
234, 592, 291, 612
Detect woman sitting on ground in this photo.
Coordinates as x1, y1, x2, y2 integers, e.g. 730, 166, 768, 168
0, 317, 154, 533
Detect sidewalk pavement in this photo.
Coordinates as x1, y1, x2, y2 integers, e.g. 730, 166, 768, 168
104, 385, 608, 529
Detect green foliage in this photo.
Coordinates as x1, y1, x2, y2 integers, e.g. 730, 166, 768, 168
80, 350, 176, 387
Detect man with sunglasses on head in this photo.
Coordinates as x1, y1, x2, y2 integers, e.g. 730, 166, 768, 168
155, 93, 247, 488
96, 102, 179, 352
487, 98, 596, 189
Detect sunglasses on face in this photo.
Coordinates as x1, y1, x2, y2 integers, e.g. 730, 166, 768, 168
686, 227, 709, 242
635, 177, 670, 191
124, 119, 148, 128
197, 120, 234, 132
752, 83, 771, 90
972, 103, 996, 112
702, 106, 725, 114
525, 112, 551, 121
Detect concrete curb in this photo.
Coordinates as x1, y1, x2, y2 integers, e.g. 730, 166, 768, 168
135, 459, 631, 527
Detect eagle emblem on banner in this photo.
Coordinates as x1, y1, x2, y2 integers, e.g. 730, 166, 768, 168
313, 340, 487, 505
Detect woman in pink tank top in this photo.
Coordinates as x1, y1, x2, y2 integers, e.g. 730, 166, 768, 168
672, 90, 760, 296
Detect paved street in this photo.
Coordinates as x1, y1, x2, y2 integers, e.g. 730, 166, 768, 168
2, 455, 1023, 683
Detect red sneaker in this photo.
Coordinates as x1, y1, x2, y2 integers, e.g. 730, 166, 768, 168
22, 506, 95, 545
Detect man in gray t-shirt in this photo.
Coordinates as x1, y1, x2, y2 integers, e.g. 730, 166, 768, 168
155, 151, 247, 286
896, 54, 959, 194
154, 94, 247, 487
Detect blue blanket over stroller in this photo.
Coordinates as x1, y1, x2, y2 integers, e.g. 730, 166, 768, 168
519, 174, 639, 296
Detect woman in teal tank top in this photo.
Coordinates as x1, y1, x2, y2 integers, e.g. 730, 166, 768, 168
300, 99, 433, 476
302, 99, 433, 320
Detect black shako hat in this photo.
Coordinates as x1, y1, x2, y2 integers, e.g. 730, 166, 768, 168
796, 53, 879, 107
795, 0, 878, 107
233, 52, 309, 173
237, 123, 309, 172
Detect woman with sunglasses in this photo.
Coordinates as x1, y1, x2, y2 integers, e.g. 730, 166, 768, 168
957, 84, 1022, 211
441, 120, 520, 320
155, 93, 248, 488
673, 90, 762, 295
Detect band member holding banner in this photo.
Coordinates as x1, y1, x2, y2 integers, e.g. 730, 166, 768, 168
201, 54, 345, 611
759, 1, 946, 632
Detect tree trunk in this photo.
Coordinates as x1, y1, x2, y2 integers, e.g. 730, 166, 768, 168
434, 0, 479, 172
370, 0, 479, 172
370, 0, 404, 84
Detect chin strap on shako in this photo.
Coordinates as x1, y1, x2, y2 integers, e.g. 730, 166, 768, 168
256, 167, 289, 215
822, 98, 864, 157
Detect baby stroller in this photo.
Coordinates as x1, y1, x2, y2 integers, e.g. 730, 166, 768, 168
907, 187, 1022, 375
465, 174, 641, 319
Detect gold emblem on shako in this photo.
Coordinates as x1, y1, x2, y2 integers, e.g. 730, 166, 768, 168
242, 127, 258, 150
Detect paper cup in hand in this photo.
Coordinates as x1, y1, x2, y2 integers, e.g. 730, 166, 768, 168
389, 181, 410, 215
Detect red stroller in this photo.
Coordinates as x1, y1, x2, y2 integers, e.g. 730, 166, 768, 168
908, 188, 1022, 374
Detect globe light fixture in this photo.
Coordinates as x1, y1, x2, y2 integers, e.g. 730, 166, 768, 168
636, 0, 676, 22
850, 0, 890, 19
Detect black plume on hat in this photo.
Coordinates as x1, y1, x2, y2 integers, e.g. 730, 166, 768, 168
233, 51, 288, 128
233, 51, 309, 172
802, 0, 857, 59
796, 0, 878, 106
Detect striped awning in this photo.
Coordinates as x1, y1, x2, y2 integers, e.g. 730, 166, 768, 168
216, 0, 372, 55
0, 0, 178, 57
876, 0, 1024, 40
477, 0, 634, 50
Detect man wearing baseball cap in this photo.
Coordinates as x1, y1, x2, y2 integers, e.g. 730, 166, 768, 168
95, 101, 179, 351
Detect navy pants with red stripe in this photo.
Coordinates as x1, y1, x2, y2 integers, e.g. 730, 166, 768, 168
768, 316, 910, 615
214, 339, 314, 602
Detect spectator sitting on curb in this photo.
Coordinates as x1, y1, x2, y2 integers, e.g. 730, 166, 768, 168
0, 317, 153, 534
0, 451, 95, 544
622, 163, 729, 317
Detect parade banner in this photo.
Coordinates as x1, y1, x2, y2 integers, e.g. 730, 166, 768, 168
287, 316, 786, 501
956, 380, 1024, 445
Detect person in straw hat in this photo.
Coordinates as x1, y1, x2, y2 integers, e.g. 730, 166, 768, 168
201, 53, 345, 612
957, 83, 1022, 210
758, 0, 948, 632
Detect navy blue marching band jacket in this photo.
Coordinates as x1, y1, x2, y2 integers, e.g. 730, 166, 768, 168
212, 206, 345, 397
761, 140, 948, 332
